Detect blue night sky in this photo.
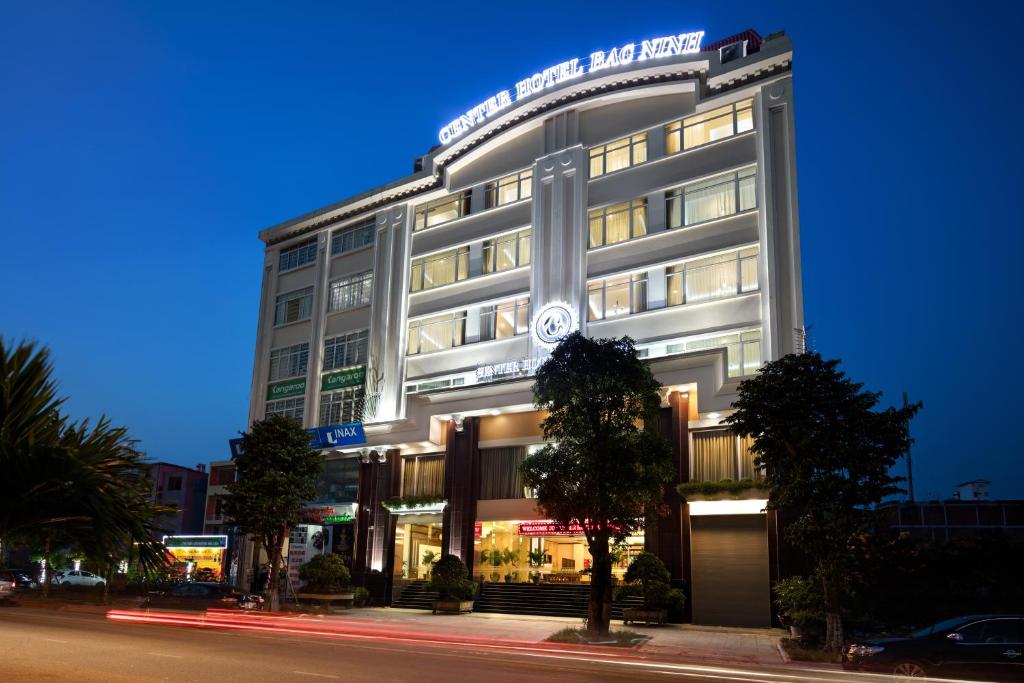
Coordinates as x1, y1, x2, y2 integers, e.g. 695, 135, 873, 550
2, 2, 1022, 499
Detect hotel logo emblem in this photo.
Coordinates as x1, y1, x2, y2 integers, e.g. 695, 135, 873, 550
533, 302, 576, 347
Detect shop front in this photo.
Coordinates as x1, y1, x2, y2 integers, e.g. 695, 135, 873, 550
163, 535, 228, 581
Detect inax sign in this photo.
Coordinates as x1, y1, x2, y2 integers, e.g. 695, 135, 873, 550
437, 30, 705, 145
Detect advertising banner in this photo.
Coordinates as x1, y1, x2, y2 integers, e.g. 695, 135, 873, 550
320, 366, 366, 392
266, 378, 306, 400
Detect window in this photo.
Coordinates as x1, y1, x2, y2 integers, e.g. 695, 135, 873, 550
328, 271, 372, 312
481, 297, 530, 341
274, 287, 314, 326
588, 198, 647, 248
315, 457, 360, 504
407, 311, 466, 355
956, 619, 1022, 644
323, 330, 369, 371
278, 238, 318, 272
665, 98, 754, 154
268, 342, 309, 381
410, 247, 469, 292
209, 466, 235, 486
668, 329, 762, 378
666, 247, 759, 306
331, 218, 375, 255
414, 191, 471, 231
482, 229, 531, 274
666, 168, 757, 228
479, 447, 529, 499
590, 133, 647, 178
167, 476, 182, 491
588, 273, 647, 321
401, 454, 445, 497
485, 169, 532, 208
319, 386, 364, 426
690, 429, 763, 482
266, 397, 304, 422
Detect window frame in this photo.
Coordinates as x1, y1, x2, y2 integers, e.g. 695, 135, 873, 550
406, 311, 468, 356
268, 342, 310, 382
328, 270, 373, 312
666, 167, 758, 229
665, 247, 759, 308
331, 218, 376, 256
482, 228, 531, 274
274, 286, 315, 327
318, 386, 365, 426
278, 238, 318, 273
587, 272, 648, 321
265, 396, 304, 422
409, 246, 471, 292
413, 190, 471, 232
480, 296, 531, 341
665, 98, 755, 155
589, 132, 648, 178
484, 169, 533, 209
322, 330, 369, 372
588, 198, 648, 249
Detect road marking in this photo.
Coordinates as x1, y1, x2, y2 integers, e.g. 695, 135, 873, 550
42, 638, 69, 644
291, 671, 340, 679
147, 652, 183, 658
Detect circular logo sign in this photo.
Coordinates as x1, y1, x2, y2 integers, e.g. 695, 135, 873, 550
533, 302, 576, 347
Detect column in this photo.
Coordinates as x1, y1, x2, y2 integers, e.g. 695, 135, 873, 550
648, 391, 689, 591
441, 417, 481, 573
248, 252, 278, 426
303, 232, 331, 428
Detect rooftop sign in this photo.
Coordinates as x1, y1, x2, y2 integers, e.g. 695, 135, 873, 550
438, 30, 705, 145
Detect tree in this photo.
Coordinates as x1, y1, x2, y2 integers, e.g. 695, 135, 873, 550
521, 332, 674, 634
726, 353, 919, 651
223, 415, 322, 610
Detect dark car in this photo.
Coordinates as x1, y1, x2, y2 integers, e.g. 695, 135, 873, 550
844, 614, 1024, 681
0, 570, 38, 589
142, 582, 264, 611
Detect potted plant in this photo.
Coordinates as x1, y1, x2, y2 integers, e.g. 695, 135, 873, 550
501, 548, 520, 582
421, 549, 438, 578
616, 552, 685, 626
428, 554, 476, 614
774, 576, 824, 645
479, 548, 504, 582
297, 554, 353, 611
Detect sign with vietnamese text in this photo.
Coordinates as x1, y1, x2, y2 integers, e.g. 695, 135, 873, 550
163, 535, 228, 549
476, 357, 542, 382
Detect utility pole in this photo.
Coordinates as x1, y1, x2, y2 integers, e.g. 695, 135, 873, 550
903, 392, 915, 502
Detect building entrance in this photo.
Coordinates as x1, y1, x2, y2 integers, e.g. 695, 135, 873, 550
392, 516, 443, 580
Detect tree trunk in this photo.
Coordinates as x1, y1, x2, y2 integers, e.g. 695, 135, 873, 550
249, 535, 261, 593
266, 526, 287, 611
821, 574, 844, 652
586, 540, 613, 635
42, 535, 50, 599
102, 565, 111, 604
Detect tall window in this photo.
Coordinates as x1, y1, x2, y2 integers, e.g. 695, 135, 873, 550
480, 297, 530, 341
319, 386, 364, 426
665, 98, 754, 154
414, 191, 471, 231
278, 238, 318, 272
666, 168, 757, 228
485, 169, 532, 208
668, 329, 762, 378
410, 247, 470, 292
690, 429, 762, 482
331, 218, 375, 255
266, 397, 304, 422
482, 229, 531, 274
588, 273, 647, 321
401, 454, 445, 497
588, 198, 647, 248
479, 447, 529, 499
590, 133, 647, 178
407, 311, 467, 355
666, 247, 759, 306
274, 287, 314, 326
329, 271, 372, 312
268, 342, 309, 381
323, 330, 369, 371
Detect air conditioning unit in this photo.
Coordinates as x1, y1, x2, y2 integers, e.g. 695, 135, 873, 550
720, 40, 748, 64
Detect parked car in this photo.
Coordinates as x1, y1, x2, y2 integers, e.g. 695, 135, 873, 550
51, 570, 106, 587
142, 582, 264, 611
844, 614, 1024, 681
0, 570, 38, 589
0, 576, 14, 602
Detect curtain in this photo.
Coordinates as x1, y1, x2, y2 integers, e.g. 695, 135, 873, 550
479, 447, 528, 500
738, 434, 763, 480
691, 430, 737, 482
402, 455, 445, 497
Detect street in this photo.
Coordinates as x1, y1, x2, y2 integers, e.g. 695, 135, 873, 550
0, 607, 863, 683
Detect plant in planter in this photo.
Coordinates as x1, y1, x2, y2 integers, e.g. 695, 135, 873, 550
352, 586, 371, 607
774, 576, 825, 645
421, 550, 438, 578
428, 554, 477, 614
297, 554, 353, 611
501, 547, 520, 582
615, 552, 684, 626
479, 548, 504, 582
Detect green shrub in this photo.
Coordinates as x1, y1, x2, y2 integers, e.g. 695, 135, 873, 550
353, 587, 370, 606
774, 576, 824, 629
298, 553, 351, 593
614, 552, 685, 610
427, 554, 477, 601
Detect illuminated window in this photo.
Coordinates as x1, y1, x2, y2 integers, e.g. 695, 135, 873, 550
278, 238, 318, 273
481, 297, 530, 341
588, 198, 647, 248
665, 99, 754, 154
274, 287, 314, 326
331, 218, 375, 255
322, 330, 368, 371
268, 342, 309, 381
266, 397, 304, 422
401, 454, 445, 497
414, 191, 471, 231
410, 247, 470, 292
666, 247, 759, 306
319, 386, 364, 426
482, 229, 531, 274
666, 168, 757, 228
590, 133, 647, 178
588, 273, 647, 321
407, 311, 467, 355
668, 329, 762, 378
485, 169, 532, 208
328, 271, 372, 312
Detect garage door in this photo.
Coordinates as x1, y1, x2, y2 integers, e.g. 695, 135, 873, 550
690, 514, 770, 627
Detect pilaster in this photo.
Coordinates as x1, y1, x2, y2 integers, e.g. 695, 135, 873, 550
368, 205, 412, 421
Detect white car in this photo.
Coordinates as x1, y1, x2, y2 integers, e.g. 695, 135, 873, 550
52, 570, 105, 587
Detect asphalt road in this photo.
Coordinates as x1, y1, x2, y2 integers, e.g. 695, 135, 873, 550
0, 606, 861, 683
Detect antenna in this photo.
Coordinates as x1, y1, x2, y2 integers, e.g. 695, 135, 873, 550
903, 392, 915, 502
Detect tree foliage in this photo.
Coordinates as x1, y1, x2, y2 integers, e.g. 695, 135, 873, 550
428, 554, 476, 601
521, 332, 674, 633
298, 553, 351, 593
616, 551, 685, 610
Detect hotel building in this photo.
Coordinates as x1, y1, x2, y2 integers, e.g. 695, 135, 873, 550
246, 28, 803, 627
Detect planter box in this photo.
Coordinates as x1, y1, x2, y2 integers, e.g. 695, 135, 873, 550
622, 607, 667, 625
682, 487, 768, 502
432, 599, 473, 614
296, 592, 354, 613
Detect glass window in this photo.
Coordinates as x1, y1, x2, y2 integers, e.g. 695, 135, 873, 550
407, 312, 467, 355
588, 198, 647, 248
318, 386, 364, 426
666, 168, 757, 228
266, 397, 304, 422
590, 133, 647, 178
665, 98, 754, 154
328, 271, 372, 312
485, 169, 532, 208
414, 191, 471, 231
587, 273, 647, 321
322, 330, 369, 371
315, 457, 360, 504
331, 218, 375, 255
401, 454, 445, 497
666, 247, 759, 306
167, 476, 182, 491
672, 329, 762, 378
480, 297, 530, 341
410, 247, 470, 292
482, 229, 531, 274
274, 287, 314, 326
268, 342, 309, 381
479, 447, 529, 499
278, 238, 318, 272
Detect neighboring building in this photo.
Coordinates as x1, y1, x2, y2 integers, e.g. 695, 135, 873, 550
147, 462, 208, 536
246, 28, 802, 627
203, 461, 236, 536
883, 480, 1024, 542
956, 479, 991, 501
